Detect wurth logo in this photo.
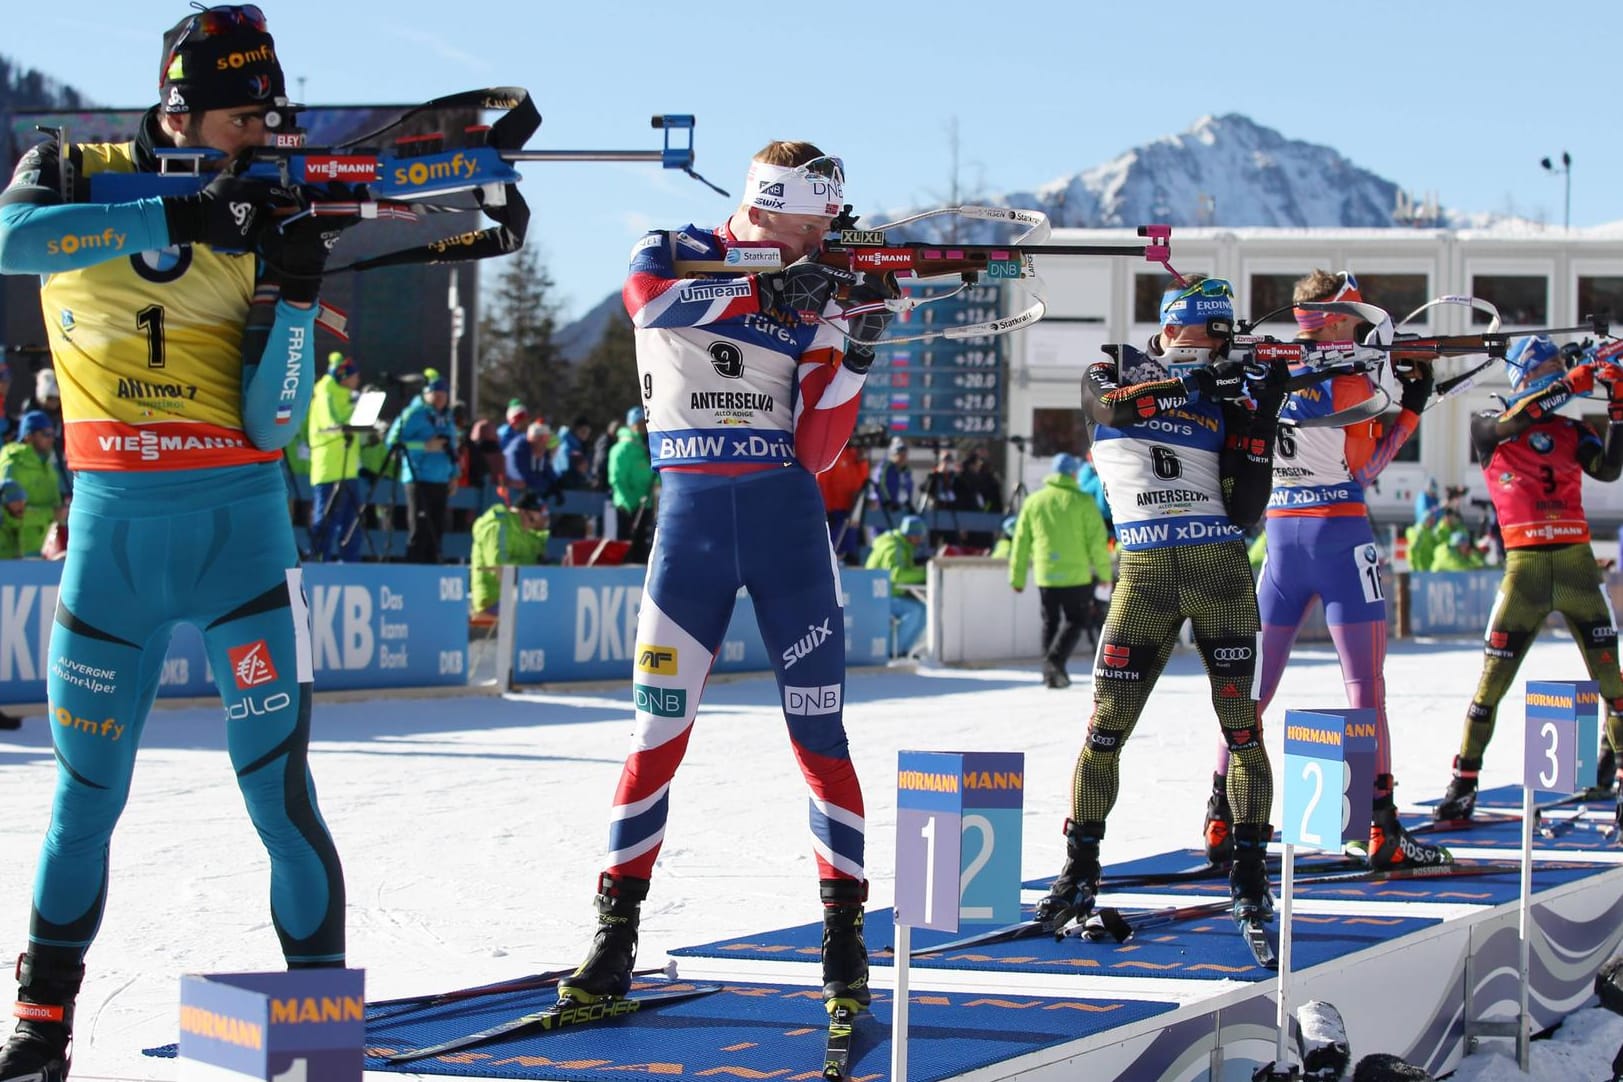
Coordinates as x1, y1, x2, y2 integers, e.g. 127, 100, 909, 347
228, 640, 279, 690
1101, 645, 1130, 669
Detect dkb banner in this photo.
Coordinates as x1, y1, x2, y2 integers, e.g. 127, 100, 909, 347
0, 562, 469, 704
508, 567, 892, 683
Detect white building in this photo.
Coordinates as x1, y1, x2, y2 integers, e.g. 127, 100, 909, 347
1007, 226, 1623, 531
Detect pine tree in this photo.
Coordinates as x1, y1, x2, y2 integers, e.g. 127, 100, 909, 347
475, 246, 568, 425
562, 309, 640, 432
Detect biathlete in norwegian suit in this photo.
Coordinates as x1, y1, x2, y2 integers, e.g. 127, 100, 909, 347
1036, 275, 1289, 934
1434, 335, 1623, 823
1204, 270, 1450, 869
0, 8, 348, 1080
558, 142, 896, 1020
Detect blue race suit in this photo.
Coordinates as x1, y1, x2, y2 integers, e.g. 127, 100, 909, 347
604, 221, 871, 885
0, 111, 345, 966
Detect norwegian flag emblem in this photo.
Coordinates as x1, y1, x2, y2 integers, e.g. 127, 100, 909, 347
228, 640, 279, 690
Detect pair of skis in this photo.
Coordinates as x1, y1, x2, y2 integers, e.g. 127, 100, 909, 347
376, 970, 864, 1081
913, 859, 1559, 971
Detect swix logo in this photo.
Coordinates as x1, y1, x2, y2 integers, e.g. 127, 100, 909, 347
228, 640, 278, 690
224, 692, 291, 721
782, 618, 833, 669
635, 644, 677, 676
392, 153, 478, 188
303, 156, 379, 183
1101, 644, 1131, 669
46, 227, 127, 255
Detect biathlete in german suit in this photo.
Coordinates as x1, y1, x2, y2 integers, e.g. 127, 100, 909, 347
0, 8, 348, 1079
1203, 270, 1450, 870
1434, 335, 1623, 825
1036, 275, 1289, 934
557, 142, 895, 1021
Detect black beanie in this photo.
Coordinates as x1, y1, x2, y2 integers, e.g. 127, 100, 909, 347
159, 9, 286, 114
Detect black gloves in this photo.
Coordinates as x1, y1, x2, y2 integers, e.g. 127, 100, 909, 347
161, 154, 276, 251
1398, 364, 1435, 414
760, 261, 851, 320
841, 273, 899, 375
1182, 359, 1248, 401
259, 217, 349, 305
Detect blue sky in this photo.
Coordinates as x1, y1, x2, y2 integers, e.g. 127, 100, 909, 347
13, 1, 1608, 322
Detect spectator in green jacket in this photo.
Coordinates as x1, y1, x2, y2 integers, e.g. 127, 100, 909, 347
307, 353, 363, 562
1009, 453, 1113, 688
470, 491, 551, 614
0, 412, 65, 558
609, 407, 655, 562
1429, 527, 1485, 572
866, 514, 929, 657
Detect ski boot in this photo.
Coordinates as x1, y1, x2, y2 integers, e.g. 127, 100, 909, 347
1229, 824, 1275, 923
1432, 757, 1480, 822
557, 873, 650, 1004
819, 879, 870, 1011
1041, 661, 1070, 689
1035, 820, 1101, 932
1592, 744, 1616, 797
1365, 782, 1453, 869
0, 948, 83, 1082
1203, 772, 1233, 865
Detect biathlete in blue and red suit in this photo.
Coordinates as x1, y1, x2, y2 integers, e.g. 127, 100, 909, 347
557, 142, 896, 1019
1205, 270, 1451, 870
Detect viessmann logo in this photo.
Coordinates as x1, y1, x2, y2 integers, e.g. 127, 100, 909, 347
303, 156, 379, 182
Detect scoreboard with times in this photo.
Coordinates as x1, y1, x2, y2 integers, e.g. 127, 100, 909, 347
855, 280, 1007, 439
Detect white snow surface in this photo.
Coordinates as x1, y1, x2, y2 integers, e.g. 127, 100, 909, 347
2, 633, 1621, 1081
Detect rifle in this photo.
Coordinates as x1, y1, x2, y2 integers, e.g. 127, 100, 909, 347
671, 205, 1174, 344
61, 87, 724, 275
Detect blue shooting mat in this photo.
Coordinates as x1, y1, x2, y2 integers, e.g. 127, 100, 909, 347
320, 978, 1175, 1081
670, 904, 1435, 982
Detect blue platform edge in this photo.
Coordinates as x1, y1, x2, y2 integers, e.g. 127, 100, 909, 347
150, 978, 1177, 1082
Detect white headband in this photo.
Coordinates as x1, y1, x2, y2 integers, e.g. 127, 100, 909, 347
745, 159, 844, 217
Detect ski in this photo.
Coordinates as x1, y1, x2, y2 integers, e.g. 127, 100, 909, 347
822, 1001, 861, 1081
1540, 804, 1588, 839
908, 916, 1050, 957
1236, 914, 1278, 969
1105, 854, 1365, 889
367, 963, 670, 1022
1416, 788, 1610, 835
382, 982, 723, 1063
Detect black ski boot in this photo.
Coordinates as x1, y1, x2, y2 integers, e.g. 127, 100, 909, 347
1365, 778, 1452, 869
557, 873, 649, 1004
819, 879, 869, 1011
0, 948, 83, 1082
1594, 744, 1616, 795
1203, 772, 1233, 865
1433, 756, 1480, 822
1229, 824, 1275, 922
1036, 820, 1101, 932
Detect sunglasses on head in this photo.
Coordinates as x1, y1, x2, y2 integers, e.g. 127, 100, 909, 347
179, 4, 267, 39
1168, 277, 1234, 302
797, 155, 845, 187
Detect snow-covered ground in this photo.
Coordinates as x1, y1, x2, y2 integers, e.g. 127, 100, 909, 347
2, 633, 1621, 1080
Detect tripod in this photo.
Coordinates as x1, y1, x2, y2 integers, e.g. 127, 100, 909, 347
831, 477, 891, 559
312, 430, 372, 562
344, 440, 406, 561
1006, 436, 1031, 514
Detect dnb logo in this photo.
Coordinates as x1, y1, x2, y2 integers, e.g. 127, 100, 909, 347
228, 639, 278, 690
635, 643, 677, 676
708, 341, 744, 379
633, 683, 686, 718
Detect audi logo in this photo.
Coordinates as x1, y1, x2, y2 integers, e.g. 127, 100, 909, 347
1210, 647, 1253, 662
